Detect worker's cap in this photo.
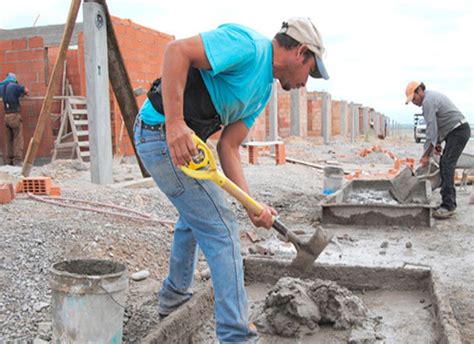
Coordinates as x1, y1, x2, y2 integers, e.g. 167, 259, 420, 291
405, 81, 422, 104
279, 17, 329, 80
6, 72, 17, 83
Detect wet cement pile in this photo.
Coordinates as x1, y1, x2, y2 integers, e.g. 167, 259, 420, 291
250, 277, 382, 342
343, 189, 399, 205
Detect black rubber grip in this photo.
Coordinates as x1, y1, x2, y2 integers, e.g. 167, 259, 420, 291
272, 218, 289, 237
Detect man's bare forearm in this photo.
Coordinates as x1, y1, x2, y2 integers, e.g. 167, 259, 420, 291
423, 143, 434, 158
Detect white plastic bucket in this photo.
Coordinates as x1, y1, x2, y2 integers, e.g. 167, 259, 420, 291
323, 166, 344, 195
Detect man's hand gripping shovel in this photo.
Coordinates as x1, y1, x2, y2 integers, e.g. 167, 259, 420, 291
180, 134, 331, 271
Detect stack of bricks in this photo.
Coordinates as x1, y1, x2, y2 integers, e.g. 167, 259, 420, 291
0, 183, 15, 204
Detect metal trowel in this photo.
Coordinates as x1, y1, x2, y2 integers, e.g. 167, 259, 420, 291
180, 134, 331, 271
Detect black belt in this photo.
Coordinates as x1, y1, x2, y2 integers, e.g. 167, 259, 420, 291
142, 121, 165, 131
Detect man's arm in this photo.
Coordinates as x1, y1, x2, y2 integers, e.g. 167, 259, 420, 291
420, 143, 434, 167
217, 121, 276, 229
420, 102, 438, 167
20, 86, 29, 97
161, 35, 211, 167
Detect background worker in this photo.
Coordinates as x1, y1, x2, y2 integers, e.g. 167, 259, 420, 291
0, 72, 18, 87
2, 73, 29, 166
133, 17, 329, 343
405, 81, 470, 219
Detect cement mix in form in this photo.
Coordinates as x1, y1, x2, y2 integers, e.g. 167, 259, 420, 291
143, 258, 460, 343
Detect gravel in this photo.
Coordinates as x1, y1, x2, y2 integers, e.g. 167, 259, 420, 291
1, 131, 473, 342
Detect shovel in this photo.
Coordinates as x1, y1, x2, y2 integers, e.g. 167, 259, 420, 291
180, 134, 331, 271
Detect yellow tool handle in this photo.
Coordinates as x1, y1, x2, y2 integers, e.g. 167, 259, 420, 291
219, 173, 264, 216
182, 133, 264, 216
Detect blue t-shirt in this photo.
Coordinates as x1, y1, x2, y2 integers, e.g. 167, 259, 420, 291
140, 23, 273, 129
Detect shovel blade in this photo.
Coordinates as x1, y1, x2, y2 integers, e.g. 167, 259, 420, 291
290, 227, 332, 271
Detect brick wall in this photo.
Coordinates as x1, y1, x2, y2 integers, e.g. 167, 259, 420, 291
0, 36, 56, 158
247, 108, 267, 141
109, 16, 174, 156
331, 100, 342, 136
2, 19, 393, 161
307, 92, 321, 137
75, 17, 174, 156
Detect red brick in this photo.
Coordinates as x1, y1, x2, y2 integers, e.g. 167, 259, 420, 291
394, 159, 402, 170
29, 82, 47, 94
16, 177, 52, 195
0, 183, 15, 204
0, 40, 14, 51
0, 63, 16, 75
12, 38, 28, 50
28, 36, 43, 49
50, 185, 61, 197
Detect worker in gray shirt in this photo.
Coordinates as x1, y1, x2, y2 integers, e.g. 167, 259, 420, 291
405, 81, 470, 219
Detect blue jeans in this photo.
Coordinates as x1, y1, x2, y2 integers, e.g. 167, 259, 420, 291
134, 117, 257, 344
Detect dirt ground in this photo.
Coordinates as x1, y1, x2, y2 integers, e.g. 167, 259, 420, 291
0, 131, 473, 343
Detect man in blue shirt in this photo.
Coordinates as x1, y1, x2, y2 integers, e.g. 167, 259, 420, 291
0, 72, 18, 88
2, 73, 29, 166
134, 17, 329, 343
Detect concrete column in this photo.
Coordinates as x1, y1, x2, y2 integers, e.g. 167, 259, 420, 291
349, 103, 356, 143
269, 81, 278, 152
290, 89, 300, 136
374, 112, 380, 136
362, 107, 369, 135
354, 104, 361, 137
83, 1, 113, 185
321, 92, 331, 144
340, 100, 347, 139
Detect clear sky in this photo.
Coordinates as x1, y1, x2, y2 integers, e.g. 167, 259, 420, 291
2, 0, 473, 125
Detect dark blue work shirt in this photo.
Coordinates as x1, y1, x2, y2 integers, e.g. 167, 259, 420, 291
2, 83, 26, 113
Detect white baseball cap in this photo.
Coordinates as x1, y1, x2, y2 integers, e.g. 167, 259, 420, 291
279, 17, 329, 80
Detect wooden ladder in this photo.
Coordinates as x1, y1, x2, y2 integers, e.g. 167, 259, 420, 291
51, 92, 90, 162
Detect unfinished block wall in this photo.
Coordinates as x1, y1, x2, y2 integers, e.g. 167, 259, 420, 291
0, 36, 55, 158
307, 92, 322, 137
110, 17, 174, 156
2, 18, 393, 162
1, 16, 173, 161
247, 108, 267, 141
77, 16, 175, 157
293, 87, 308, 138
275, 86, 291, 138
331, 100, 343, 137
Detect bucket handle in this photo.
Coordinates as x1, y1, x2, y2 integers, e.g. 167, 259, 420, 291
100, 285, 126, 309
